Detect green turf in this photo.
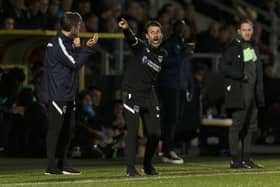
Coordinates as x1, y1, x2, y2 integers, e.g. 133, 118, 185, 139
1, 157, 280, 186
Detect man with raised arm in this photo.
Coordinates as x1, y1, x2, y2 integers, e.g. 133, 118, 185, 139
118, 18, 166, 176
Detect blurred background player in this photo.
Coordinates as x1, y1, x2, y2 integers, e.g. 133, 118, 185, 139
158, 20, 194, 164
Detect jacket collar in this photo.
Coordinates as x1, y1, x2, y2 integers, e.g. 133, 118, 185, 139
234, 36, 255, 46
57, 31, 74, 44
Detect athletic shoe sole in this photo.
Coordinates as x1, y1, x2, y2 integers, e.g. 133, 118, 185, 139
44, 172, 62, 175
162, 157, 184, 164
62, 171, 81, 175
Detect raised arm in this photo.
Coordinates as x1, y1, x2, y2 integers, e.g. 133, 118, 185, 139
58, 33, 98, 70
118, 18, 144, 49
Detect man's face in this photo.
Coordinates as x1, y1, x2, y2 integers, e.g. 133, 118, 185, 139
238, 22, 254, 41
145, 26, 163, 47
70, 23, 81, 38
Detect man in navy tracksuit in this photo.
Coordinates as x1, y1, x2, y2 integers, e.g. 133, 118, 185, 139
42, 12, 98, 175
118, 18, 166, 176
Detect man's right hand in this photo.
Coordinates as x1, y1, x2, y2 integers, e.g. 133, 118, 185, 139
73, 37, 81, 48
118, 18, 129, 30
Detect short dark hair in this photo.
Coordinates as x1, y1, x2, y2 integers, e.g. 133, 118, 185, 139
237, 18, 254, 29
173, 20, 187, 34
145, 20, 162, 33
60, 12, 82, 32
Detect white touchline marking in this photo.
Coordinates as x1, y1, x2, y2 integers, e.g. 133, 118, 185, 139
2, 170, 280, 186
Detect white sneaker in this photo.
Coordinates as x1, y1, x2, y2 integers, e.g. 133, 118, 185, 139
162, 151, 184, 164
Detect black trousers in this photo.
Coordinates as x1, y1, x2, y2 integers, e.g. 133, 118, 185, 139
122, 90, 161, 168
159, 88, 185, 154
229, 85, 258, 162
46, 100, 75, 169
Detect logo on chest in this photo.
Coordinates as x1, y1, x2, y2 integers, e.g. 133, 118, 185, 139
142, 55, 148, 64
141, 55, 161, 72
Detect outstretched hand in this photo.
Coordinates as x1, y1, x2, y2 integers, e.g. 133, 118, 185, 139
118, 18, 129, 30
86, 33, 98, 47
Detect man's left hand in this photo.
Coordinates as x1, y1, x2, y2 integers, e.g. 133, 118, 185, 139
86, 33, 98, 47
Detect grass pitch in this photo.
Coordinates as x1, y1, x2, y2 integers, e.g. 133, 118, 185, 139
1, 157, 280, 186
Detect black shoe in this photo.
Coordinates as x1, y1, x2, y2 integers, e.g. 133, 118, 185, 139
143, 165, 159, 175
244, 159, 264, 168
161, 151, 184, 164
126, 166, 141, 177
45, 167, 63, 175
57, 161, 81, 175
230, 160, 251, 169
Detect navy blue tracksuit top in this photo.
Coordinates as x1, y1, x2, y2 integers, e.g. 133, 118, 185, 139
42, 31, 94, 102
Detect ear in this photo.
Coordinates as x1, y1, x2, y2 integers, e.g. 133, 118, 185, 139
145, 33, 148, 39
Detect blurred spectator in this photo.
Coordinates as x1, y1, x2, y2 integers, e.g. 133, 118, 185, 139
126, 0, 146, 23
122, 16, 139, 35
0, 68, 26, 156
4, 0, 29, 29
159, 3, 176, 21
254, 22, 272, 62
74, 90, 105, 158
183, 2, 198, 40
157, 10, 171, 40
196, 21, 222, 53
125, 0, 147, 36
28, 0, 49, 29
74, 89, 118, 158
79, 20, 87, 32
158, 20, 194, 164
85, 13, 99, 32
47, 0, 59, 29
173, 2, 185, 21
98, 4, 119, 33
110, 100, 127, 157
218, 25, 236, 50
2, 17, 15, 29
76, 0, 91, 19
56, 0, 73, 19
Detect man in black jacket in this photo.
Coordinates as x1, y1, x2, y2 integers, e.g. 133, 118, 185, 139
42, 11, 98, 175
158, 20, 194, 164
219, 19, 264, 169
118, 18, 166, 176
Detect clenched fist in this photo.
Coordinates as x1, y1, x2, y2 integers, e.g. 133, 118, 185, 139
118, 18, 129, 30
